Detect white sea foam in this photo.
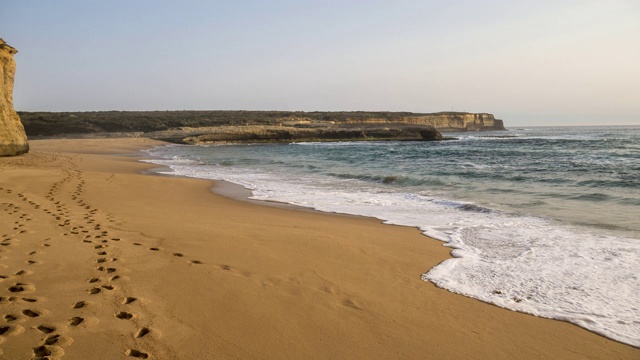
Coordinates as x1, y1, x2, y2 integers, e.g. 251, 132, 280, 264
143, 146, 640, 348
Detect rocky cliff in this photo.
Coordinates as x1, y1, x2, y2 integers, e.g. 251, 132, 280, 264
19, 111, 506, 138
0, 39, 28, 156
337, 112, 505, 131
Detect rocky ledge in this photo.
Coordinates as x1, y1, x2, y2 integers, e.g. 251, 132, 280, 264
145, 124, 444, 144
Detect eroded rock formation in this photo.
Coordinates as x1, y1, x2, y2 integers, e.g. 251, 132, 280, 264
146, 124, 444, 144
0, 39, 29, 156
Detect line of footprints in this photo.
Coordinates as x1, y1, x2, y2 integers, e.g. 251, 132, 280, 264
0, 162, 205, 359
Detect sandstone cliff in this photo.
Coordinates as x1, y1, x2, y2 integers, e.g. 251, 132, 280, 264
336, 112, 505, 132
0, 39, 28, 156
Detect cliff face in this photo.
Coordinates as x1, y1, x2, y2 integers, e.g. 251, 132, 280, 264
413, 113, 505, 131
339, 113, 506, 132
0, 39, 28, 156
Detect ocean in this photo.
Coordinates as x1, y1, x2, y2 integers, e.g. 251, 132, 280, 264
143, 126, 640, 347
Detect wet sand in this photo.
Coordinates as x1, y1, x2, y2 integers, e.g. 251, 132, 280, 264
0, 138, 637, 359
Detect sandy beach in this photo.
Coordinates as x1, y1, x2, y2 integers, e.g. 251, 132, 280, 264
0, 138, 637, 359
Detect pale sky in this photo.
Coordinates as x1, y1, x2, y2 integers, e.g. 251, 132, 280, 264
1, 0, 639, 126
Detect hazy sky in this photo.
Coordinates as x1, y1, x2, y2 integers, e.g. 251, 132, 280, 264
1, 0, 639, 126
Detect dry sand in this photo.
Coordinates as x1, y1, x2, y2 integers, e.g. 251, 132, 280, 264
0, 138, 637, 359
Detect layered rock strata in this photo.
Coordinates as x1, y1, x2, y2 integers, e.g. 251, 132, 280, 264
0, 39, 28, 156
335, 113, 505, 131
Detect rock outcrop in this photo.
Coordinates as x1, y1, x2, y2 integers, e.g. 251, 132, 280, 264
0, 39, 28, 156
146, 124, 444, 144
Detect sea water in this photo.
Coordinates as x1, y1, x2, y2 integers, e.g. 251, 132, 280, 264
143, 126, 640, 347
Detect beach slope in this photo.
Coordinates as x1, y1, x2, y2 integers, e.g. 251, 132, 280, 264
0, 138, 636, 359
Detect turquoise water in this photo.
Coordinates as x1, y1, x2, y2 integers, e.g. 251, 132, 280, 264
145, 126, 640, 347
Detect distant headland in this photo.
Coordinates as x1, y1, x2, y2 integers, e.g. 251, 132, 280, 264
18, 110, 506, 144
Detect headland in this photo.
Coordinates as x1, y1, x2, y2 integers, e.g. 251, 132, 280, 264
19, 110, 505, 144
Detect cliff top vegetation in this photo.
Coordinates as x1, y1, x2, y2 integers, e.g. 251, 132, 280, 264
18, 110, 498, 137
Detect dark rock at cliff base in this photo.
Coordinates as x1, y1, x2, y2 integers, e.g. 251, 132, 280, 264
419, 129, 444, 141
0, 39, 29, 156
149, 124, 444, 144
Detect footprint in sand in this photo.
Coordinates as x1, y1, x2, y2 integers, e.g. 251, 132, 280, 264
115, 311, 134, 320
22, 309, 40, 318
172, 253, 184, 257
34, 342, 66, 359
125, 349, 150, 359
8, 283, 33, 293
36, 325, 56, 334
32, 345, 61, 359
73, 301, 86, 309
44, 334, 60, 345
123, 297, 137, 305
0, 324, 24, 336
135, 327, 150, 338
88, 288, 101, 295
189, 260, 203, 265
69, 317, 84, 326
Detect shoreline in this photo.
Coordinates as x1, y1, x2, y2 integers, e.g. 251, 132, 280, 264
142, 141, 640, 348
145, 162, 319, 213
0, 138, 637, 359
